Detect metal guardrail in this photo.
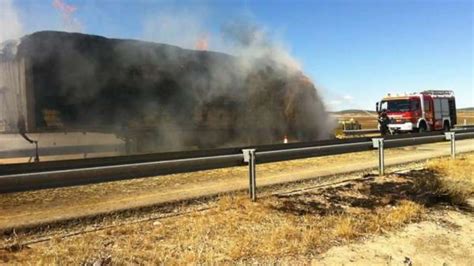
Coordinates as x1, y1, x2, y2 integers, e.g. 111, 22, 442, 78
0, 153, 244, 193
0, 136, 381, 175
454, 124, 474, 129
0, 130, 473, 196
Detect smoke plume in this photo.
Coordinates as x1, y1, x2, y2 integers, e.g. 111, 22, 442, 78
0, 0, 23, 43
221, 21, 301, 72
143, 9, 208, 51
143, 14, 334, 147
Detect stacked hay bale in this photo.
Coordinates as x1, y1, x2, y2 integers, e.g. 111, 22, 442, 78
1, 31, 331, 150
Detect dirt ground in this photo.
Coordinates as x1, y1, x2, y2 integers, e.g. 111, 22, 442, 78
319, 209, 474, 265
0, 153, 472, 264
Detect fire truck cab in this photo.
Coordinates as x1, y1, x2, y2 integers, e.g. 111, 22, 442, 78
376, 90, 456, 134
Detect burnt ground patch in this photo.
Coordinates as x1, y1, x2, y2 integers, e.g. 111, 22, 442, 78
271, 168, 471, 217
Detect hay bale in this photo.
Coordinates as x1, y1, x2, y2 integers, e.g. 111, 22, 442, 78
1, 31, 330, 149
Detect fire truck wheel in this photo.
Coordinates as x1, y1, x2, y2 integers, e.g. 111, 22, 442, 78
418, 123, 427, 133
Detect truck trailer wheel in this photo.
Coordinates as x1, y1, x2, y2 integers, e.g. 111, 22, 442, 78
443, 121, 451, 132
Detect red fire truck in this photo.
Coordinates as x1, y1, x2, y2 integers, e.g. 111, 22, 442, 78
376, 90, 457, 134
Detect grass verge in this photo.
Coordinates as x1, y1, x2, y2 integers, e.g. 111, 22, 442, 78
414, 154, 474, 206
2, 195, 424, 264
3, 154, 473, 264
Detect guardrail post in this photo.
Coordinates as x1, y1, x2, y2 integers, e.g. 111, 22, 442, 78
242, 149, 257, 201
372, 138, 384, 175
445, 132, 456, 159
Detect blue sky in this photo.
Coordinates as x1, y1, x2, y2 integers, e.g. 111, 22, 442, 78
6, 0, 474, 110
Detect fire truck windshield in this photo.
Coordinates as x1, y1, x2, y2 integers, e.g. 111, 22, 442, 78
380, 100, 412, 112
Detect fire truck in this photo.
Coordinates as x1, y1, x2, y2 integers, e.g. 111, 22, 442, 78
376, 90, 457, 134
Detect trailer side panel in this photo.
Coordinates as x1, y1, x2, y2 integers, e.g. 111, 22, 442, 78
0, 58, 29, 133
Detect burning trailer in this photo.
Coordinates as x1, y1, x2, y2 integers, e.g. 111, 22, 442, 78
0, 31, 331, 153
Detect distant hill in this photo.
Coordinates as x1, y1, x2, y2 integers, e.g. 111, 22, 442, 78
458, 107, 474, 112
331, 109, 377, 115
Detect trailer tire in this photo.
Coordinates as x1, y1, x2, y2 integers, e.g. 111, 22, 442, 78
443, 121, 451, 132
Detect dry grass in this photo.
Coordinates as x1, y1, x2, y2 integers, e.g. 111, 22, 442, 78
458, 112, 474, 125
2, 194, 424, 264
2, 154, 471, 264
414, 154, 474, 205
